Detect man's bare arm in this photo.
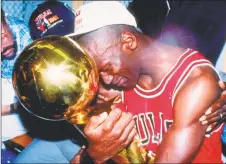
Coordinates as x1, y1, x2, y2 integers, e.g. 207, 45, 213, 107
200, 81, 226, 127
154, 66, 221, 163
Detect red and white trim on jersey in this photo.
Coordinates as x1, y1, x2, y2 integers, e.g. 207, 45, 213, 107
170, 61, 223, 137
171, 61, 213, 106
134, 49, 211, 98
121, 48, 223, 163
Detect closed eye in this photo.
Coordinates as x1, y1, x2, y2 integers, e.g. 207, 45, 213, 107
101, 63, 113, 73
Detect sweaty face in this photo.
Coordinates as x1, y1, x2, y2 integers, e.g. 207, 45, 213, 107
99, 59, 138, 90
1, 23, 15, 58
82, 41, 140, 90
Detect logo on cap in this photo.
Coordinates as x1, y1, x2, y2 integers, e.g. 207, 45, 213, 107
34, 9, 63, 36
37, 17, 50, 32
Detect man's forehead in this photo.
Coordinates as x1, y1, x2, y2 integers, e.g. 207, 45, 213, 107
75, 33, 111, 67
78, 38, 105, 57
82, 46, 109, 71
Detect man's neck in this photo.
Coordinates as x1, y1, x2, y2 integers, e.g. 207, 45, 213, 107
138, 39, 186, 90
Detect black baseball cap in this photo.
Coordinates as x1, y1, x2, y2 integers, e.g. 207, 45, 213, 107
29, 1, 75, 40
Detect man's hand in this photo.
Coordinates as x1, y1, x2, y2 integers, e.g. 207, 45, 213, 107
84, 106, 137, 164
2, 104, 11, 115
199, 81, 226, 131
1, 103, 18, 116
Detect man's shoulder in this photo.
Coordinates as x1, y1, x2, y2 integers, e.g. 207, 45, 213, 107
172, 48, 216, 82
172, 57, 220, 109
175, 63, 220, 98
187, 64, 219, 82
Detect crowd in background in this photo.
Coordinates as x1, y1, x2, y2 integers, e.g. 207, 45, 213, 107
1, 0, 226, 163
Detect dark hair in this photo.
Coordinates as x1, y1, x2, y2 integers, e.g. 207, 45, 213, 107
1, 8, 6, 25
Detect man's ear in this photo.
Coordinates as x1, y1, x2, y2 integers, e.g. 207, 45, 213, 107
121, 32, 137, 51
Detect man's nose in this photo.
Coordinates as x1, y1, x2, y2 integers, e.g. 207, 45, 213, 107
100, 72, 114, 84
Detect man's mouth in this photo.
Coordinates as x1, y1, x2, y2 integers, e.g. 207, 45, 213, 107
2, 45, 15, 57
116, 77, 127, 87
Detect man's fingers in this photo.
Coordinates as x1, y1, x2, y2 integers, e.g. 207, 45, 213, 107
205, 96, 226, 115
110, 112, 134, 139
117, 119, 136, 144
86, 112, 108, 129
202, 108, 222, 124
123, 127, 137, 147
203, 81, 226, 116
102, 108, 122, 132
201, 111, 226, 125
200, 105, 226, 123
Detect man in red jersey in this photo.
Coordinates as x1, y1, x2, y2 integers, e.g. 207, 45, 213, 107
68, 1, 226, 163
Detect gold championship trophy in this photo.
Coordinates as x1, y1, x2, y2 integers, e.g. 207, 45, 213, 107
12, 36, 151, 163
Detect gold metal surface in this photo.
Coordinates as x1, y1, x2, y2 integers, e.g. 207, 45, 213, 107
12, 35, 147, 163
12, 35, 99, 123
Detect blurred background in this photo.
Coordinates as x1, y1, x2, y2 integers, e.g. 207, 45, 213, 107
1, 0, 226, 163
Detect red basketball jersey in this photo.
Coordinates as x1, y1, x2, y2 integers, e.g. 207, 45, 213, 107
120, 49, 223, 163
